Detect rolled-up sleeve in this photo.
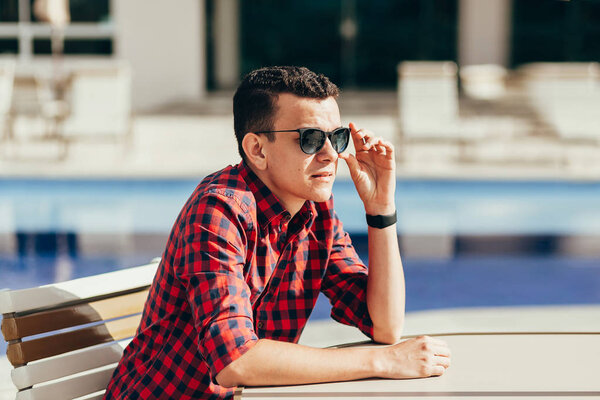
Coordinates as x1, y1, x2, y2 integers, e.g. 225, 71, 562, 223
320, 211, 374, 339
175, 192, 258, 379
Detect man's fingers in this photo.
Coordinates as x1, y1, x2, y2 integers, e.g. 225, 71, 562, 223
371, 138, 384, 153
434, 355, 451, 369
348, 123, 395, 160
341, 153, 361, 179
429, 365, 446, 376
359, 134, 377, 151
373, 139, 394, 157
360, 135, 387, 154
349, 122, 375, 152
349, 122, 366, 150
379, 140, 394, 154
434, 345, 451, 358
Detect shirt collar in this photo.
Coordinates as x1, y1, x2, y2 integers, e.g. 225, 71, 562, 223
296, 200, 317, 231
238, 161, 317, 232
238, 160, 288, 229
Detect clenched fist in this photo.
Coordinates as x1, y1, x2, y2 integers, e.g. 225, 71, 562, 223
373, 335, 451, 379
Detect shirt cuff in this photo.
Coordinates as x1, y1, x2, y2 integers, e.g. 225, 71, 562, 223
201, 316, 259, 382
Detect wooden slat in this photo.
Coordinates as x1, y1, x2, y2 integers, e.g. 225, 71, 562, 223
0, 262, 158, 315
16, 364, 116, 400
7, 315, 141, 366
11, 339, 131, 389
2, 290, 149, 341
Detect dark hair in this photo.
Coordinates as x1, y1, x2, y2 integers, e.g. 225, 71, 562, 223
233, 66, 339, 160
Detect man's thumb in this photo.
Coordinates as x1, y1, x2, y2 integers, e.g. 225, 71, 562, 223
342, 153, 360, 180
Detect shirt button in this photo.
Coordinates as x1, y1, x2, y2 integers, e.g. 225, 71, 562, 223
257, 321, 263, 329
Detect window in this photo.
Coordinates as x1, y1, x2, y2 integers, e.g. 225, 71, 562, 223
0, 0, 113, 57
511, 0, 600, 65
238, 0, 457, 88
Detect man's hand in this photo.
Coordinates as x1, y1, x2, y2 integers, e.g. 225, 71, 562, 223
339, 122, 396, 215
374, 336, 451, 379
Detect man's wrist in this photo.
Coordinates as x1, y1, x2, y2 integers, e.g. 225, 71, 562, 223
364, 204, 395, 216
365, 346, 384, 377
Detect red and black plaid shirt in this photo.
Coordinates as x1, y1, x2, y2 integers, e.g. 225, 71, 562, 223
105, 161, 373, 399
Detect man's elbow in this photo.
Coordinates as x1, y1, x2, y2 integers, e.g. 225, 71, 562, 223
372, 323, 404, 344
215, 362, 244, 388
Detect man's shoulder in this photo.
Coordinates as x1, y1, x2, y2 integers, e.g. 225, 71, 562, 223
198, 165, 254, 212
183, 164, 256, 219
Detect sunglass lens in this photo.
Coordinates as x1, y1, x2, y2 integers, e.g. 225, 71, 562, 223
331, 128, 350, 153
300, 129, 326, 154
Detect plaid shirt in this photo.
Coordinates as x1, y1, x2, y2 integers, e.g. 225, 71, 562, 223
105, 161, 373, 399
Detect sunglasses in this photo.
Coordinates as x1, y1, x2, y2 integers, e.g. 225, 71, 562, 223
255, 127, 350, 155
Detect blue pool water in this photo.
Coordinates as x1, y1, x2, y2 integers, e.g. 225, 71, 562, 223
1, 178, 600, 235
1, 178, 599, 354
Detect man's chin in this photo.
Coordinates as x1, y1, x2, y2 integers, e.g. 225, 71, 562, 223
310, 188, 333, 203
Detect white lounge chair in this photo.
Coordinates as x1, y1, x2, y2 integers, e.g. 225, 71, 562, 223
60, 63, 133, 147
397, 61, 461, 141
519, 62, 600, 144
459, 64, 507, 100
0, 59, 16, 142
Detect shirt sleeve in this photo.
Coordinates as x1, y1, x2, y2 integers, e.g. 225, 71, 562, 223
320, 210, 374, 339
174, 190, 258, 381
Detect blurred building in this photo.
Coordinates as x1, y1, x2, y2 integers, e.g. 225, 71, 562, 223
1, 0, 599, 111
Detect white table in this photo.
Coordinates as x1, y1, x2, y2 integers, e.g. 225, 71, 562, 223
239, 333, 600, 399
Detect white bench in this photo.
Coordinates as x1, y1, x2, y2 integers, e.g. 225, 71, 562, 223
0, 260, 159, 400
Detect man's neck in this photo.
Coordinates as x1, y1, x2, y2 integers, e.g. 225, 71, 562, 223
245, 161, 304, 216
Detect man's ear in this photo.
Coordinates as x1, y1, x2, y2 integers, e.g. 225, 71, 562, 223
242, 133, 268, 170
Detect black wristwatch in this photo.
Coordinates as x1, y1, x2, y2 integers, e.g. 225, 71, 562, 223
366, 210, 397, 229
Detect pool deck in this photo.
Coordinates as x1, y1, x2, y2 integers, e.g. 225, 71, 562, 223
2, 304, 600, 398
1, 90, 599, 181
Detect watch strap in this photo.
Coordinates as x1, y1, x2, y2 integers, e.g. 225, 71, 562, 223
365, 210, 397, 229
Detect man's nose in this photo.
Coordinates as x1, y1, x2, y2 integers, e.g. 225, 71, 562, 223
316, 135, 338, 161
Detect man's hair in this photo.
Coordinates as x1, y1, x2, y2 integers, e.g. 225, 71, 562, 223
233, 66, 339, 160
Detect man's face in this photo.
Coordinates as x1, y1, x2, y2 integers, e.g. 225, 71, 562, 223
261, 93, 342, 213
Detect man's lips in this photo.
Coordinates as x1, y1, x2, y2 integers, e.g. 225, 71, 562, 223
311, 172, 334, 178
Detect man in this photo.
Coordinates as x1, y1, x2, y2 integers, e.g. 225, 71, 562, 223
105, 66, 450, 399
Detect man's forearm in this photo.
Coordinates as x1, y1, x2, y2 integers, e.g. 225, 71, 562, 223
216, 333, 451, 388
216, 338, 377, 387
366, 221, 405, 344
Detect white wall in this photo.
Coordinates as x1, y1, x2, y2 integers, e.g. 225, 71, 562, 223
458, 0, 512, 67
113, 0, 205, 111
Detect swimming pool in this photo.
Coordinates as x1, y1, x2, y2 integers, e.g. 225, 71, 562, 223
1, 177, 599, 304
2, 178, 599, 235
